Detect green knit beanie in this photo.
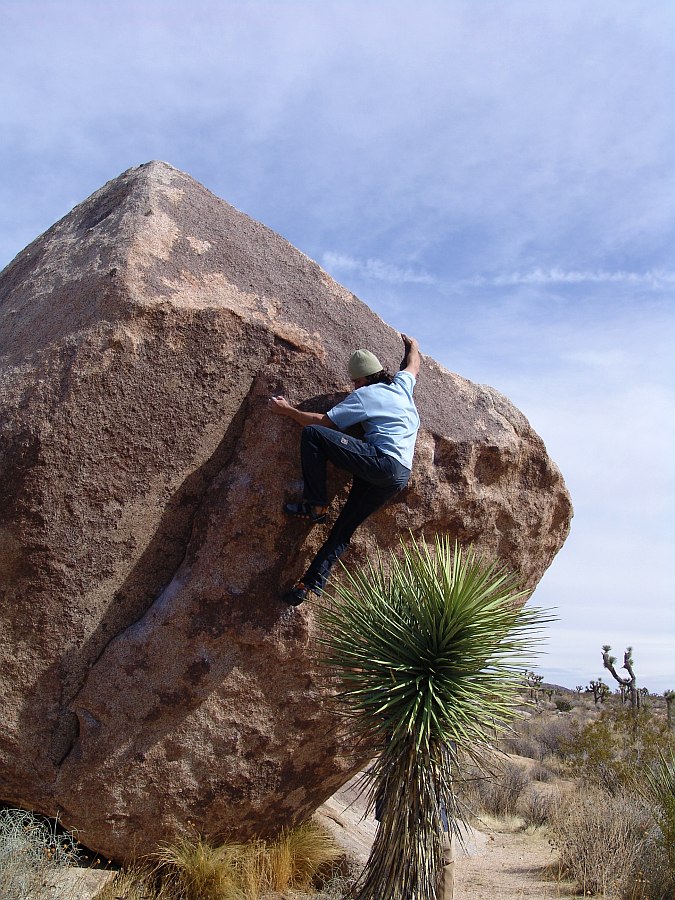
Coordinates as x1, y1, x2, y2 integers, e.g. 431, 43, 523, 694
348, 349, 383, 379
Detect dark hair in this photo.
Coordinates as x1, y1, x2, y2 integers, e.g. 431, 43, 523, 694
364, 368, 394, 386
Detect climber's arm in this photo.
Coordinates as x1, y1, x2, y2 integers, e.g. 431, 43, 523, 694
268, 396, 335, 428
400, 334, 421, 378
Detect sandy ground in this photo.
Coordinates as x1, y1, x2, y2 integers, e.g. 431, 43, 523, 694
453, 826, 580, 899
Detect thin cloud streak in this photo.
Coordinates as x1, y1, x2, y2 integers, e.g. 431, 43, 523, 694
465, 268, 675, 288
322, 252, 435, 285
323, 258, 675, 293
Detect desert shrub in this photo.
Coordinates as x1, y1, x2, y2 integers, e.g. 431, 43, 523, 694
528, 761, 554, 782
549, 786, 655, 896
539, 752, 569, 778
563, 706, 674, 794
501, 712, 576, 761
555, 698, 572, 712
0, 807, 79, 900
501, 732, 541, 759
535, 717, 574, 756
519, 785, 558, 827
460, 760, 529, 818
626, 833, 675, 900
564, 715, 623, 792
313, 863, 359, 899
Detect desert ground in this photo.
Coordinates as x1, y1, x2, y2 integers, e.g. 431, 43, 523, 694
8, 690, 672, 899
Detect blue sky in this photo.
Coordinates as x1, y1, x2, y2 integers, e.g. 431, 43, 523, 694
1, 0, 673, 691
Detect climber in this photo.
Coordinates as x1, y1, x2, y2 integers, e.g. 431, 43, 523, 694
268, 333, 421, 605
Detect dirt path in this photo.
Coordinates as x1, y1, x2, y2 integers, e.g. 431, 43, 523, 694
454, 827, 578, 899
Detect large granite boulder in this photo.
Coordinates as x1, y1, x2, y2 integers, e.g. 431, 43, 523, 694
0, 162, 572, 860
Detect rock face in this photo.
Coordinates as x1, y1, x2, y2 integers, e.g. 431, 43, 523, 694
0, 162, 572, 860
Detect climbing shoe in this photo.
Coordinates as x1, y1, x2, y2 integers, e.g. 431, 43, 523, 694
282, 582, 310, 606
283, 500, 327, 524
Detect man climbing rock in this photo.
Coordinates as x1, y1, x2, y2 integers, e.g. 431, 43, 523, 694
268, 333, 421, 605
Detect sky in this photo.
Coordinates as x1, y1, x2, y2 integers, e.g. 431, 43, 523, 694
1, 0, 673, 692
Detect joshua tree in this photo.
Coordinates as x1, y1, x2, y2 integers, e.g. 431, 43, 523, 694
602, 645, 639, 709
317, 535, 548, 900
587, 678, 609, 705
575, 685, 584, 694
524, 670, 544, 704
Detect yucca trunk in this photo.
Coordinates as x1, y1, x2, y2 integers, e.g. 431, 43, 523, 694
357, 742, 452, 899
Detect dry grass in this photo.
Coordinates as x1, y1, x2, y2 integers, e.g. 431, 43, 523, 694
155, 836, 245, 899
98, 822, 344, 900
267, 822, 343, 892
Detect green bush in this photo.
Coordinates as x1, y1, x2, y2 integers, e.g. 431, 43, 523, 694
317, 536, 548, 900
563, 705, 674, 793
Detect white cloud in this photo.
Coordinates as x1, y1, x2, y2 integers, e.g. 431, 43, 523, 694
2, 0, 673, 275
0, 0, 672, 690
322, 252, 435, 285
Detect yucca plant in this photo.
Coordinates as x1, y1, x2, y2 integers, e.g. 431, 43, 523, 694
317, 534, 550, 900
640, 747, 675, 878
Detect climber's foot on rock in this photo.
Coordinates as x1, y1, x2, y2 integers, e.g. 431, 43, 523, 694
282, 581, 323, 606
283, 500, 328, 524
282, 582, 310, 606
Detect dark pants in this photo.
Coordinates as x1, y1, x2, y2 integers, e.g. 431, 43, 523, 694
299, 425, 410, 592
